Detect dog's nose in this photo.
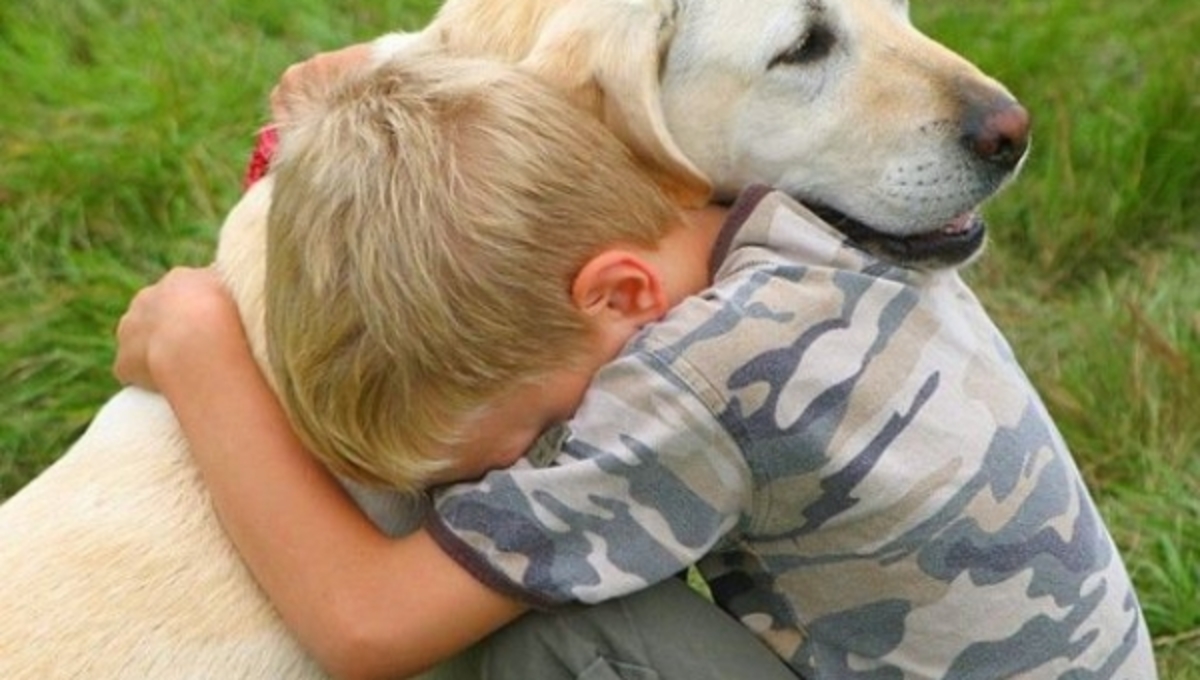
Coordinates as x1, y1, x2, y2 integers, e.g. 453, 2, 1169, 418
963, 101, 1031, 169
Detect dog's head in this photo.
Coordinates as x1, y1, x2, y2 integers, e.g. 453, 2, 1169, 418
432, 0, 1030, 268
512, 0, 715, 208
660, 0, 1031, 268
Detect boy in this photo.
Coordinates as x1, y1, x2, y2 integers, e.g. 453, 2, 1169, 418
117, 58, 1157, 680
429, 187, 1159, 678
260, 52, 716, 494
116, 54, 795, 678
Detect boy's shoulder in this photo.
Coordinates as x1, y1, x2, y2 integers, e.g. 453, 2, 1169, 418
629, 187, 992, 402
717, 187, 906, 277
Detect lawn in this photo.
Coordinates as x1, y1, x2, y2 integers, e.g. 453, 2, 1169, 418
1, 0, 1196, 675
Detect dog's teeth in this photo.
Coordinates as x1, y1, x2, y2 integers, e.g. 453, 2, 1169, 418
941, 213, 975, 234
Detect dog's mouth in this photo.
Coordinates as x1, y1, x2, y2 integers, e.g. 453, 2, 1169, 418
808, 205, 987, 268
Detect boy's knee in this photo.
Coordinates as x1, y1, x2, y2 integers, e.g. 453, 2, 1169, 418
481, 603, 649, 680
480, 581, 797, 680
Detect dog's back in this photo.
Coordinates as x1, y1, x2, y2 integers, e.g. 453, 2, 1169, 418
0, 179, 450, 679
0, 389, 325, 679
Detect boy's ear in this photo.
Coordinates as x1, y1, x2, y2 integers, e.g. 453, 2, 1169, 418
571, 250, 668, 326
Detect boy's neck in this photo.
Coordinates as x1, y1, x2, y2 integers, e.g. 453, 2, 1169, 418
652, 205, 731, 306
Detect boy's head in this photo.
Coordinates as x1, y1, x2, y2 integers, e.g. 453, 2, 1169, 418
265, 54, 683, 492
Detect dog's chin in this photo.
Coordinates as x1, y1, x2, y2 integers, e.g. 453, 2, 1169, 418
808, 205, 987, 269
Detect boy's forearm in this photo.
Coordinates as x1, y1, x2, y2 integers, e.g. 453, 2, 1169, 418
155, 338, 525, 678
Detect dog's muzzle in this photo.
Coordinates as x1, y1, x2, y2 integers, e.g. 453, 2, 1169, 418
812, 205, 988, 269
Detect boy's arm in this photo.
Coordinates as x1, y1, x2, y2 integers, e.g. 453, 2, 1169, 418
115, 268, 526, 679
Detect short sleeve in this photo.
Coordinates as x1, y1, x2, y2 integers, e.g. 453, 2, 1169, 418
427, 349, 752, 608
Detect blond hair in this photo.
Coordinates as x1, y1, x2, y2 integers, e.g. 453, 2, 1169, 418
265, 55, 680, 492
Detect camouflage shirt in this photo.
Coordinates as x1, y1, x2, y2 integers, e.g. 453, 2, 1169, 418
429, 188, 1156, 679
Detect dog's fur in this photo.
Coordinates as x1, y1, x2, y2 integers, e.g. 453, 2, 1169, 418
0, 0, 1027, 676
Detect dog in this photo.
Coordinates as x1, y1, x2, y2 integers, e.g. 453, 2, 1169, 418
0, 0, 1028, 676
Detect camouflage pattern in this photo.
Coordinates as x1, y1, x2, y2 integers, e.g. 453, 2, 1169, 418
430, 188, 1157, 678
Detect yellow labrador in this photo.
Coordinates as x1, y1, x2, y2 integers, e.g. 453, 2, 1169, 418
409, 0, 1030, 267
0, 0, 1028, 677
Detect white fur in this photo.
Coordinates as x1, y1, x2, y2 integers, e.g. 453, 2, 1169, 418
0, 0, 1023, 676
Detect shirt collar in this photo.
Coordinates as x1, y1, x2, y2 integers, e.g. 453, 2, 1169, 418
707, 184, 775, 280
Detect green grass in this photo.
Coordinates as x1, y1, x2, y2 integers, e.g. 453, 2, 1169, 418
2, 0, 1197, 675
918, 0, 1200, 673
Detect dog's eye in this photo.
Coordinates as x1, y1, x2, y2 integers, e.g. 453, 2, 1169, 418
769, 25, 837, 68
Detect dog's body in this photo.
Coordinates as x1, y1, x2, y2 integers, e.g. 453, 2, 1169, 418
0, 0, 1027, 676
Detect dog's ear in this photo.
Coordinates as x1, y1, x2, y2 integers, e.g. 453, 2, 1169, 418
519, 0, 712, 207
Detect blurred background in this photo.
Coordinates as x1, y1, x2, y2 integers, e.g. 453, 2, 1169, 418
1, 0, 1196, 674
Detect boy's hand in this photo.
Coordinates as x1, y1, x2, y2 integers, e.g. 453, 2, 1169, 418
113, 267, 246, 392
269, 43, 373, 123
